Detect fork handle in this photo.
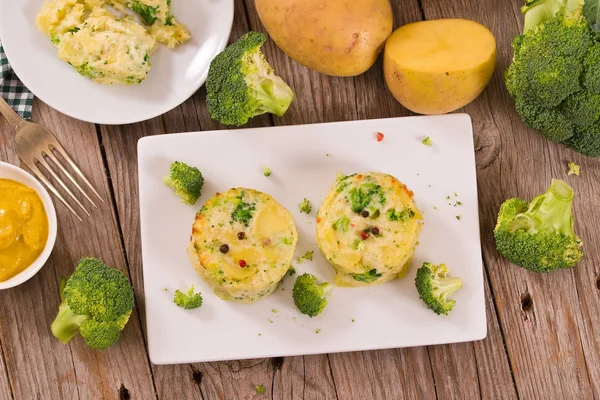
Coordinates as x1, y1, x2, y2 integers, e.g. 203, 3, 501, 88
0, 96, 25, 130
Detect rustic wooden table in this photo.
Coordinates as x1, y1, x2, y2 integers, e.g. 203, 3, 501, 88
1, 0, 599, 399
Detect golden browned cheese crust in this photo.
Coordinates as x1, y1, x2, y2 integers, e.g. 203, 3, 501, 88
316, 172, 422, 287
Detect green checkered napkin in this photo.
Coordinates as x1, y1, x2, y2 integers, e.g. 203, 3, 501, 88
0, 41, 33, 120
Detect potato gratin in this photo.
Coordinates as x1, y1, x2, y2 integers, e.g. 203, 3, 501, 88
316, 172, 423, 287
36, 0, 190, 85
188, 188, 298, 304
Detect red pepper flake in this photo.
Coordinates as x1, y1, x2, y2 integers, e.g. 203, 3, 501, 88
316, 217, 322, 223
376, 132, 385, 142
262, 238, 271, 246
360, 231, 369, 240
239, 260, 247, 268
351, 223, 355, 228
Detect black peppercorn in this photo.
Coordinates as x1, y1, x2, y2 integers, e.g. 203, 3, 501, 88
220, 244, 229, 254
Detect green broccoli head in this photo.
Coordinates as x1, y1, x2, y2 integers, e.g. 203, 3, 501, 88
564, 123, 600, 156
206, 32, 294, 126
174, 286, 203, 310
559, 91, 600, 126
415, 262, 462, 316
494, 179, 584, 272
506, 4, 600, 156
514, 100, 574, 142
50, 258, 135, 349
292, 274, 331, 317
164, 161, 204, 205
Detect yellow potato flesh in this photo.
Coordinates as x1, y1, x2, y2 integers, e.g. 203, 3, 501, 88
256, 0, 393, 77
384, 19, 496, 114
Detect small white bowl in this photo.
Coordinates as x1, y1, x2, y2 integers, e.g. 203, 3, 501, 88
0, 161, 57, 289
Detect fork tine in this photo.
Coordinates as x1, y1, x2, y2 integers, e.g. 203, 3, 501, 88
36, 156, 91, 217
49, 143, 104, 203
28, 163, 83, 222
43, 150, 98, 209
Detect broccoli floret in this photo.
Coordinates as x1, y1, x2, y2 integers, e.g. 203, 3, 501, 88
50, 258, 135, 349
263, 166, 272, 177
387, 208, 415, 222
422, 136, 432, 146
564, 123, 600, 157
255, 385, 266, 394
494, 179, 583, 272
206, 32, 294, 126
515, 99, 574, 142
567, 161, 580, 175
582, 43, 600, 93
348, 183, 386, 213
559, 91, 600, 126
292, 274, 331, 317
298, 198, 312, 214
174, 286, 203, 310
352, 268, 382, 284
129, 0, 159, 25
507, 4, 600, 156
164, 161, 204, 205
415, 262, 463, 315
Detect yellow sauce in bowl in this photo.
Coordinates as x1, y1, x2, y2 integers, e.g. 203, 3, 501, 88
0, 179, 49, 282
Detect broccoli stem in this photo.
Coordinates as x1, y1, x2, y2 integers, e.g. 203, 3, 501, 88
509, 179, 575, 236
521, 0, 584, 32
431, 277, 463, 301
248, 52, 294, 117
50, 300, 88, 344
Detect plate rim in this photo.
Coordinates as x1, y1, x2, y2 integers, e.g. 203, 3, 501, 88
0, 0, 234, 125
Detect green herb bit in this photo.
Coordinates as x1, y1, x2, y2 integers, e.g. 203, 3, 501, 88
567, 162, 580, 176
263, 166, 272, 177
288, 266, 296, 276
456, 215, 462, 220
422, 136, 432, 146
352, 268, 382, 283
299, 198, 312, 214
297, 251, 314, 264
349, 183, 386, 213
316, 329, 321, 334
387, 208, 415, 222
231, 194, 256, 227
268, 319, 274, 323
256, 385, 266, 394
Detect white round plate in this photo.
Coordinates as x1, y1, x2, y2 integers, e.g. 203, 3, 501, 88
0, 0, 234, 125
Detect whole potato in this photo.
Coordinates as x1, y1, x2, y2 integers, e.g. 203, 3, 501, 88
384, 19, 496, 114
256, 0, 393, 77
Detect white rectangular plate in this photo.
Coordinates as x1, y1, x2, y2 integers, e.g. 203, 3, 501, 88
138, 114, 486, 365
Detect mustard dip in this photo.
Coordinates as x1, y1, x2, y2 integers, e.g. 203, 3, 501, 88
0, 179, 49, 282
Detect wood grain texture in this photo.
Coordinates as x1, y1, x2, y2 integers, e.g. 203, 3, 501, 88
0, 101, 156, 400
420, 0, 600, 399
3, 0, 600, 399
0, 340, 13, 400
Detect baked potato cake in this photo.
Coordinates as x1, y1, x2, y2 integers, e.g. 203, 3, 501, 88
316, 173, 423, 287
188, 188, 298, 303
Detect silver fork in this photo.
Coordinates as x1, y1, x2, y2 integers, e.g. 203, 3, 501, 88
0, 97, 104, 221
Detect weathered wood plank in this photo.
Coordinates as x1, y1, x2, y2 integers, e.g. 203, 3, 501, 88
419, 0, 600, 398
0, 341, 13, 400
0, 100, 156, 399
99, 2, 280, 399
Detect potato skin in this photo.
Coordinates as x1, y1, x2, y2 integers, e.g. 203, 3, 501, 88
383, 19, 496, 114
256, 0, 393, 77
